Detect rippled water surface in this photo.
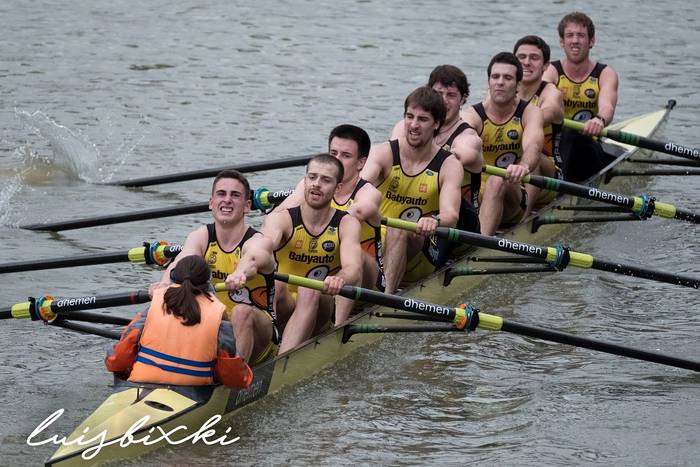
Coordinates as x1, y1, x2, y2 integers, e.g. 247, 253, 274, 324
1, 1, 699, 465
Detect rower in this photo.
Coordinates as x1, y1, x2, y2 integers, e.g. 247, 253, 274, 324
543, 11, 620, 181
274, 124, 385, 291
513, 35, 565, 211
362, 86, 464, 293
154, 170, 278, 367
262, 154, 362, 354
106, 255, 253, 389
462, 52, 544, 236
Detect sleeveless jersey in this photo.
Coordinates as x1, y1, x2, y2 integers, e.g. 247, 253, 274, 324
441, 121, 481, 209
377, 139, 450, 222
330, 178, 381, 255
204, 225, 275, 319
274, 206, 346, 284
529, 81, 562, 166
473, 99, 528, 189
551, 60, 607, 122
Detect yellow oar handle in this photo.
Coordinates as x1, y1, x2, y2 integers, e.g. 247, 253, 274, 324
10, 302, 31, 319
482, 164, 532, 183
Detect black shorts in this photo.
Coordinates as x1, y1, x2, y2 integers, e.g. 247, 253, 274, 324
559, 128, 617, 182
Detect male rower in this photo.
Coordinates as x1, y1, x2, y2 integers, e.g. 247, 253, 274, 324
543, 11, 620, 181
391, 65, 482, 233
156, 170, 278, 366
262, 154, 362, 354
462, 52, 544, 236
275, 124, 384, 291
362, 86, 464, 293
513, 35, 565, 211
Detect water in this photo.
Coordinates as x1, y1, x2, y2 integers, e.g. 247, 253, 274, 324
1, 0, 699, 465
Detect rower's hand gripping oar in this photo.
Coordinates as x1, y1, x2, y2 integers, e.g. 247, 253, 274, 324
563, 118, 700, 162
277, 274, 699, 372
384, 217, 700, 289
483, 165, 700, 223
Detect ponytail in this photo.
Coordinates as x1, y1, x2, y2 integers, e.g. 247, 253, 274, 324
163, 255, 214, 326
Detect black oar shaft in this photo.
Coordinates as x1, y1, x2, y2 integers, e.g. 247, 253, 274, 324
501, 320, 700, 372
591, 259, 699, 288
49, 291, 152, 313
59, 311, 131, 325
50, 320, 121, 340
107, 154, 318, 187
0, 252, 128, 273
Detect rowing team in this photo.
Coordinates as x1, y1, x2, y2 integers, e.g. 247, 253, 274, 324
105, 11, 619, 389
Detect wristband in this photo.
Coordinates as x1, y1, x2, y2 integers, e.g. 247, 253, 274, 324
595, 115, 607, 126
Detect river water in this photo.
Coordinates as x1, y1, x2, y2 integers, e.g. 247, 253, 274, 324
1, 0, 698, 465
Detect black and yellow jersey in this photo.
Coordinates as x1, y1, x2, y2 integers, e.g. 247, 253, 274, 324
441, 122, 481, 210
529, 81, 562, 167
551, 60, 607, 122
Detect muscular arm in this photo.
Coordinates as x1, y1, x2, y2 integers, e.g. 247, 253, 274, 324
226, 234, 276, 290
451, 128, 483, 174
460, 106, 484, 135
596, 66, 619, 126
360, 142, 392, 187
347, 182, 382, 226
272, 178, 304, 212
390, 120, 405, 140
157, 226, 208, 286
436, 155, 464, 228
542, 64, 559, 84
539, 83, 564, 125
259, 210, 293, 250
332, 215, 362, 324
508, 105, 544, 182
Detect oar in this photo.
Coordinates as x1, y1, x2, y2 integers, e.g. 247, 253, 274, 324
483, 165, 700, 223
0, 241, 182, 274
0, 283, 229, 322
563, 118, 700, 162
278, 273, 699, 372
50, 320, 122, 340
105, 154, 319, 187
20, 187, 291, 232
384, 218, 700, 289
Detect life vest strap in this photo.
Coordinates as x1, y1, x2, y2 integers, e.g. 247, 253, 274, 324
135, 355, 215, 378
138, 345, 215, 368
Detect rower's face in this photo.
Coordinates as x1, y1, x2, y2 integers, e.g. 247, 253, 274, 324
404, 105, 439, 148
209, 178, 251, 224
431, 82, 465, 123
488, 63, 519, 104
515, 44, 546, 84
304, 160, 341, 208
560, 23, 594, 64
329, 137, 365, 184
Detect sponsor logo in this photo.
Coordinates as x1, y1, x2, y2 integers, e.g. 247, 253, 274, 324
211, 270, 228, 280
288, 251, 335, 264
328, 226, 337, 234
207, 252, 217, 265
507, 129, 519, 140
419, 183, 427, 193
588, 187, 629, 204
55, 296, 96, 308
497, 238, 543, 255
426, 170, 434, 176
389, 176, 400, 192
294, 240, 303, 249
584, 88, 596, 99
385, 191, 428, 205
403, 297, 451, 316
572, 110, 594, 122
322, 240, 335, 252
665, 142, 700, 158
483, 141, 520, 153
309, 237, 318, 252
494, 152, 517, 168
564, 99, 597, 110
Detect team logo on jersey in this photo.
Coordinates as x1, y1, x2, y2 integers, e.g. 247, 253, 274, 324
426, 170, 434, 177
294, 240, 303, 249
322, 240, 335, 252
419, 183, 427, 193
328, 226, 337, 234
495, 152, 517, 168
307, 265, 330, 280
573, 110, 594, 122
309, 237, 318, 252
389, 176, 400, 192
494, 127, 504, 142
584, 88, 596, 99
207, 252, 217, 265
400, 207, 422, 222
507, 129, 519, 140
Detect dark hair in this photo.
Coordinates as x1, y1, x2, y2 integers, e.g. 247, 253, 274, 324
558, 12, 595, 39
428, 64, 470, 98
404, 86, 447, 131
513, 35, 551, 63
487, 52, 523, 82
328, 124, 371, 158
307, 153, 344, 184
211, 170, 251, 200
164, 255, 213, 326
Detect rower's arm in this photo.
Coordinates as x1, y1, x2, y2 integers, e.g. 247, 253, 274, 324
450, 128, 483, 174
460, 106, 483, 135
260, 210, 292, 250
333, 215, 363, 325
226, 234, 276, 290
437, 155, 464, 228
596, 66, 619, 126
347, 182, 382, 226
520, 105, 544, 173
272, 178, 304, 212
539, 83, 564, 126
390, 120, 405, 140
542, 64, 559, 84
360, 142, 391, 187
157, 226, 208, 287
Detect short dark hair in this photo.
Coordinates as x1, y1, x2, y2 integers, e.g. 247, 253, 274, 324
558, 12, 595, 39
428, 65, 470, 98
307, 153, 344, 184
513, 35, 551, 63
212, 169, 251, 199
404, 86, 447, 131
487, 52, 523, 82
328, 124, 371, 158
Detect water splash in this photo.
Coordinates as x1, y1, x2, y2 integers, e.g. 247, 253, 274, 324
14, 110, 103, 183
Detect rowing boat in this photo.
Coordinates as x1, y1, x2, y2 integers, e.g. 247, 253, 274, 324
45, 100, 675, 466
